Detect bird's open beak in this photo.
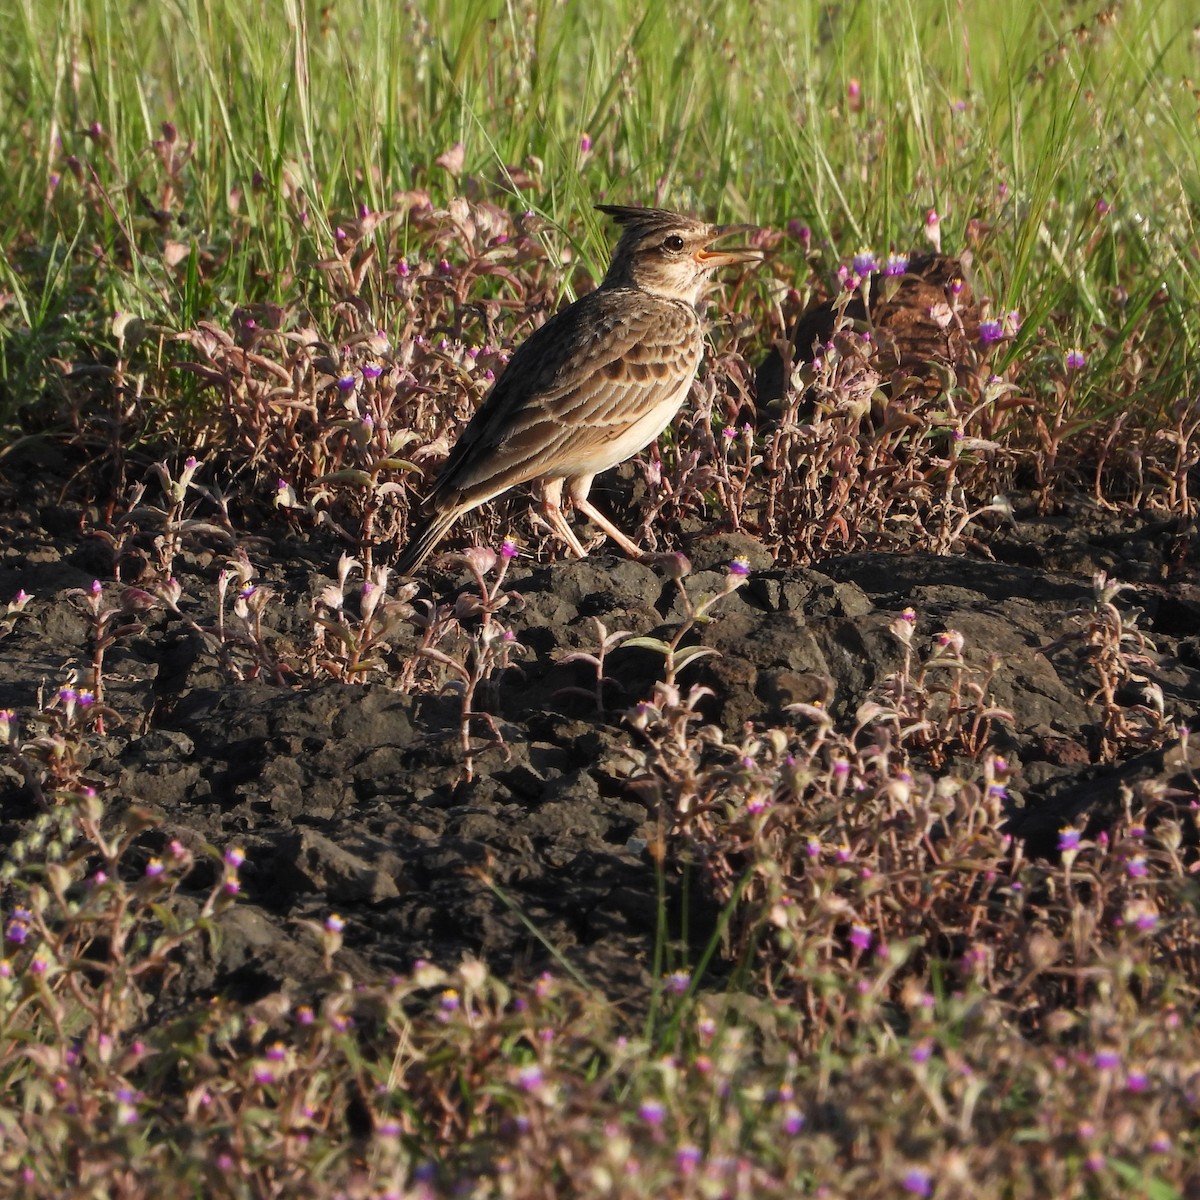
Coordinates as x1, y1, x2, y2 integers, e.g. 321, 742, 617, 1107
695, 223, 762, 268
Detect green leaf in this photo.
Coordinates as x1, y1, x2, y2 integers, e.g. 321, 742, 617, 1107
673, 645, 720, 670
622, 636, 672, 655
316, 469, 374, 486
1107, 1160, 1181, 1200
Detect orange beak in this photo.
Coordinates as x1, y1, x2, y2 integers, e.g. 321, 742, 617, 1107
694, 223, 762, 268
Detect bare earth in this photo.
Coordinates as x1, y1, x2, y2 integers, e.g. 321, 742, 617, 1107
2, 448, 1197, 1012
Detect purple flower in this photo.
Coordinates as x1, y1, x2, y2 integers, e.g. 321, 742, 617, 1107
1126, 856, 1148, 878
902, 1168, 932, 1196
500, 538, 519, 560
516, 1064, 544, 1091
362, 361, 383, 380
882, 253, 908, 276
1093, 1049, 1120, 1071
788, 221, 812, 249
978, 320, 1005, 345
325, 913, 345, 934
224, 847, 245, 868
665, 970, 691, 995
580, 134, 593, 153
911, 1040, 933, 1064
1126, 1070, 1148, 1093
851, 248, 879, 276
1065, 348, 1087, 371
638, 1099, 666, 1125
781, 1106, 805, 1134
728, 557, 751, 577
849, 924, 872, 950
144, 858, 164, 879
1057, 827, 1081, 852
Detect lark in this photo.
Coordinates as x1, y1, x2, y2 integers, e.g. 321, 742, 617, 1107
395, 204, 758, 575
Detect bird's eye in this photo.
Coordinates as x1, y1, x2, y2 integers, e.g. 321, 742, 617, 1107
662, 234, 685, 252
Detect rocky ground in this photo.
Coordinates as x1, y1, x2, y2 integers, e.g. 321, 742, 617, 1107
1, 450, 1198, 1010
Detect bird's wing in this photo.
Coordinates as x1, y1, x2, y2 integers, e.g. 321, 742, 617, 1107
427, 290, 701, 508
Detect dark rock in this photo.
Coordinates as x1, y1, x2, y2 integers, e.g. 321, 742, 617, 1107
1, 473, 1197, 1012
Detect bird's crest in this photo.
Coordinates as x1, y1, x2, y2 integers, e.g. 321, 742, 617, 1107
595, 204, 695, 236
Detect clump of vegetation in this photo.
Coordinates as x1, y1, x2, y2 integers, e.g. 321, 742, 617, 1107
0, 617, 1196, 1195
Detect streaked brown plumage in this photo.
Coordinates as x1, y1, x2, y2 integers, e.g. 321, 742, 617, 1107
395, 204, 758, 575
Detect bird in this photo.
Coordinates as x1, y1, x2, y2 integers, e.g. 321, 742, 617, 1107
394, 204, 759, 576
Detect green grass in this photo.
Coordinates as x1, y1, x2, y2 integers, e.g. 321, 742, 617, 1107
1, 0, 1197, 430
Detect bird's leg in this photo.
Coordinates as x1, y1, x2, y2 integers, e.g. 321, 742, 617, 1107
571, 497, 647, 559
536, 477, 591, 559
566, 474, 647, 561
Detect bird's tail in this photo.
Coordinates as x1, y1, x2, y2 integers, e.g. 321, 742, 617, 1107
394, 507, 461, 577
